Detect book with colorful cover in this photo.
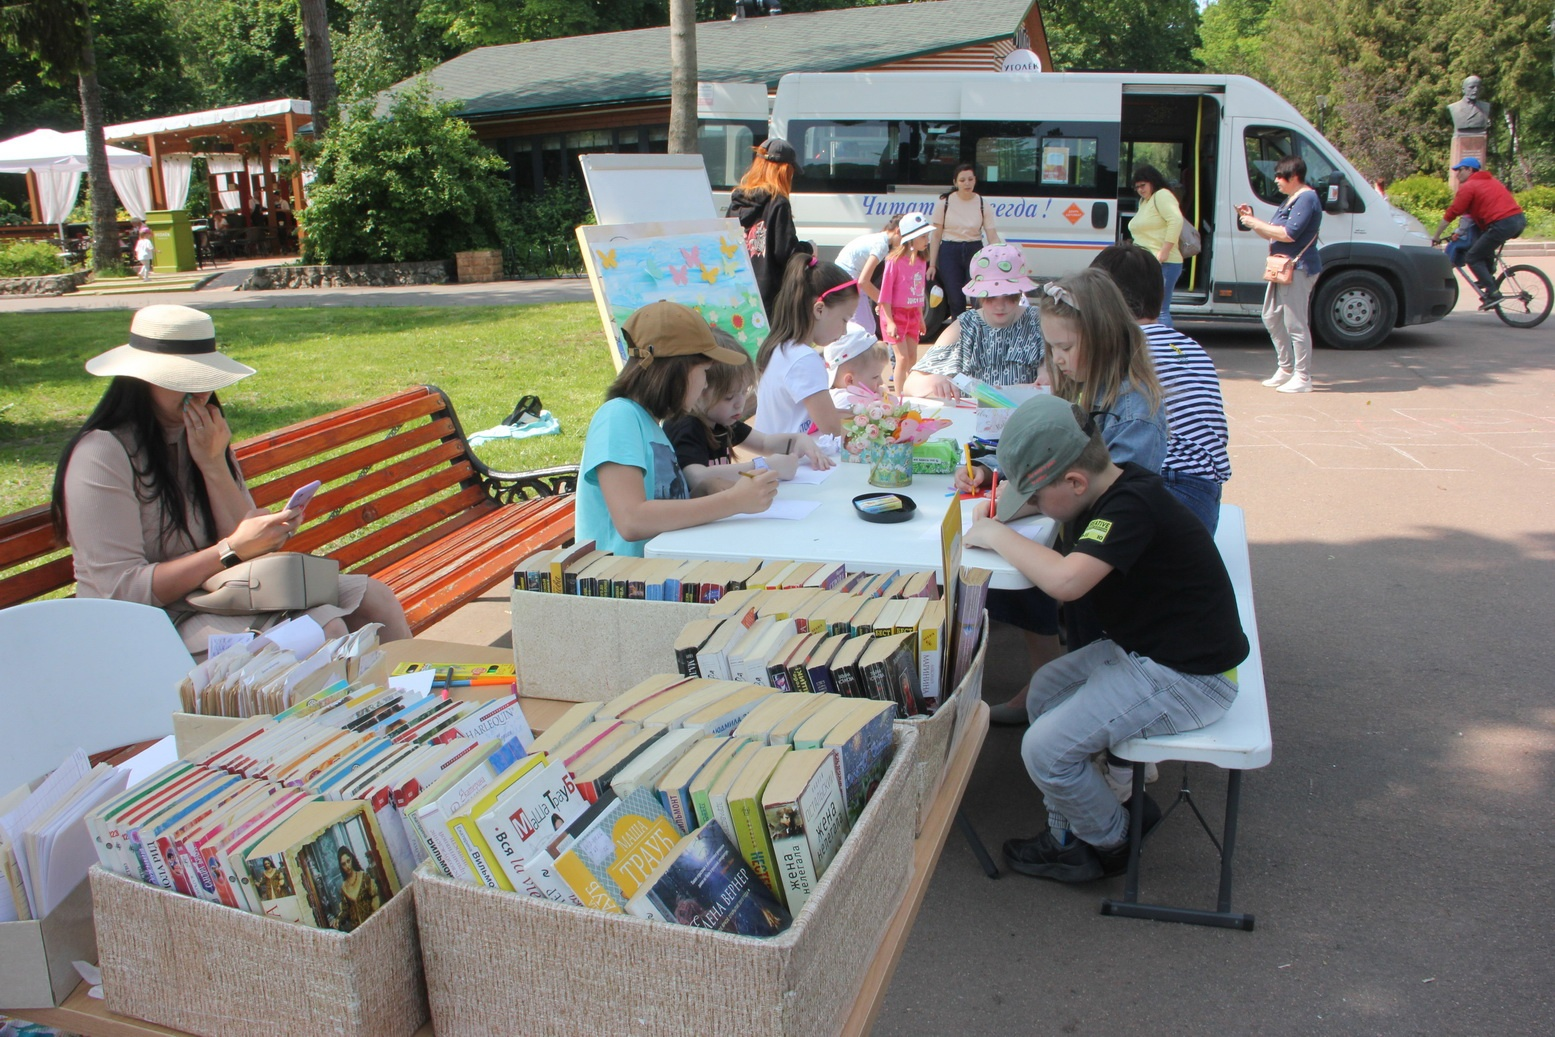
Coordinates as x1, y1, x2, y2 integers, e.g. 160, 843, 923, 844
243, 800, 400, 929
477, 757, 589, 889
860, 631, 921, 717
761, 748, 849, 915
821, 700, 895, 824
624, 821, 791, 937
448, 754, 547, 890
950, 566, 992, 692
551, 787, 683, 913
916, 598, 948, 710
689, 737, 752, 828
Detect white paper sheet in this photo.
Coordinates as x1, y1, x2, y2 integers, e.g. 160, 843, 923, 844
717, 499, 823, 522
388, 668, 437, 699
252, 614, 327, 659
785, 463, 837, 486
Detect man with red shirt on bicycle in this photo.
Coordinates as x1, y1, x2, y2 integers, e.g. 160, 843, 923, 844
1432, 157, 1526, 308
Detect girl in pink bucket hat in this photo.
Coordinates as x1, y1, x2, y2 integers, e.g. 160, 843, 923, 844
902, 243, 1046, 402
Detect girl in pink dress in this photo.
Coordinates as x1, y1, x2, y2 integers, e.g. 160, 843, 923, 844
876, 211, 933, 391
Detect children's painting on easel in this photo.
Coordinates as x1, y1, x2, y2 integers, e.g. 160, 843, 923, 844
578, 219, 768, 371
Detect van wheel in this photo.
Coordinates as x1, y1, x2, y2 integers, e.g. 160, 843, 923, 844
1313, 270, 1396, 350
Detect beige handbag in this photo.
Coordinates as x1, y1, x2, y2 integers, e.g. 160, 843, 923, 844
186, 553, 340, 615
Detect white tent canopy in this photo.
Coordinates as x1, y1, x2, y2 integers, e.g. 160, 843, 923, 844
0, 127, 151, 173
0, 128, 154, 225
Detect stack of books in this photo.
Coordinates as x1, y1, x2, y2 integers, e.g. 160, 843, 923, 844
178, 620, 386, 718
87, 675, 534, 930
513, 544, 940, 605
432, 673, 898, 936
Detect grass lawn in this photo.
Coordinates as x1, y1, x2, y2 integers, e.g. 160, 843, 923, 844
0, 303, 617, 515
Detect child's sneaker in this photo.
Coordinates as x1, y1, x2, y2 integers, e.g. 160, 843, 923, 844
1002, 831, 1104, 882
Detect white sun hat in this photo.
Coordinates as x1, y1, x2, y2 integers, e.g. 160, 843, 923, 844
84, 305, 255, 392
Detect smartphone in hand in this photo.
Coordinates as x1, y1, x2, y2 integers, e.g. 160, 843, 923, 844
285, 479, 322, 513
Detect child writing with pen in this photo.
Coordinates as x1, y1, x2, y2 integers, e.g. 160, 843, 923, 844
963, 394, 1246, 883
576, 302, 780, 557
664, 328, 833, 495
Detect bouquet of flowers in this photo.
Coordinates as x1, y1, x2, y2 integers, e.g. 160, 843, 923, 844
839, 386, 953, 460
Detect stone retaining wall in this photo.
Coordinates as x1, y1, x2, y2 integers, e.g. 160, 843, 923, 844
237, 260, 454, 290
0, 270, 91, 296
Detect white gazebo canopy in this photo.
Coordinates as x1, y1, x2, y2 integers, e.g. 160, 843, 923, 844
0, 127, 154, 224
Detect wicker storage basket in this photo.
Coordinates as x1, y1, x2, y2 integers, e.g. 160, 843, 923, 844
414, 727, 918, 1037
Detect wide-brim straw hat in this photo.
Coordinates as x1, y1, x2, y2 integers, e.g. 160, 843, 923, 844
963, 244, 1039, 298
85, 304, 255, 392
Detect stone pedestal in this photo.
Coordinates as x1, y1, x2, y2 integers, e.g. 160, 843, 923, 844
1449, 135, 1488, 190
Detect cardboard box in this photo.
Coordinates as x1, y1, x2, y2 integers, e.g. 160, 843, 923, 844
414, 727, 918, 1037
0, 875, 95, 1010
92, 865, 427, 1037
511, 589, 710, 701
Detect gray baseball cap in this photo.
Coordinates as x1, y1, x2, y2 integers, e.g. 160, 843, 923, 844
759, 137, 804, 173
994, 396, 1103, 520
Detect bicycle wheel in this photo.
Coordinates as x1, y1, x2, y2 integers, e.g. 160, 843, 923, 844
1494, 264, 1553, 329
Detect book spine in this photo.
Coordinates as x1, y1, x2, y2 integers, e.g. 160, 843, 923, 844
768, 815, 821, 914
563, 572, 580, 595
764, 661, 791, 691
692, 786, 718, 829
451, 816, 512, 891
675, 644, 703, 678
414, 804, 477, 881
787, 661, 816, 695
661, 783, 694, 834
806, 662, 837, 696
226, 848, 264, 914
729, 796, 783, 904
553, 852, 624, 913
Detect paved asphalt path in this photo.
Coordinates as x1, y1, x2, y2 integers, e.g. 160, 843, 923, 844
7, 261, 1551, 1034
876, 268, 1555, 1037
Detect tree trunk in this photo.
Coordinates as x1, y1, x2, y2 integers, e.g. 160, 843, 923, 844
299, 0, 336, 138
668, 0, 697, 154
76, 13, 117, 274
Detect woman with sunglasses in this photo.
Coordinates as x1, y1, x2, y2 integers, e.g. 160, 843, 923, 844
1237, 156, 1323, 394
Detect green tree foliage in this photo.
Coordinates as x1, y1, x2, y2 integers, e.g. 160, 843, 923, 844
299, 82, 514, 264
166, 0, 309, 108
1041, 0, 1202, 72
1204, 0, 1554, 184
1195, 0, 1271, 81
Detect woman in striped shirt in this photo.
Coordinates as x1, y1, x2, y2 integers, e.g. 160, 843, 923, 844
901, 244, 1045, 399
1090, 244, 1230, 533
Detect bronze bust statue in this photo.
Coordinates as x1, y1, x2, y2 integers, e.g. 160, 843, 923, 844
1448, 75, 1491, 136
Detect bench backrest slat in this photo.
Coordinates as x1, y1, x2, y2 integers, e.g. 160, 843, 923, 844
0, 556, 75, 610
246, 418, 460, 510
287, 462, 476, 555
282, 440, 470, 552
234, 391, 445, 477
333, 486, 492, 572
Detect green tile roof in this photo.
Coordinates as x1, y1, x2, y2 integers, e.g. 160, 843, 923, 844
383, 0, 1034, 120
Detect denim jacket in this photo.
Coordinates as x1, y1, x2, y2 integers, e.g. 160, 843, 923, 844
1090, 380, 1168, 474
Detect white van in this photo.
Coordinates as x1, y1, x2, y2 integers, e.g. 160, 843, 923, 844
768, 71, 1457, 349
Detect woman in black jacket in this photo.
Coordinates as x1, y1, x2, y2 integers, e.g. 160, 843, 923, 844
726, 137, 813, 312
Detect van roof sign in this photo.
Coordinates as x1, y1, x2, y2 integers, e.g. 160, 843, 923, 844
1001, 49, 1043, 73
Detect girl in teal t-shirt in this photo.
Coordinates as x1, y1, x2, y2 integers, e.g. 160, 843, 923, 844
577, 302, 781, 556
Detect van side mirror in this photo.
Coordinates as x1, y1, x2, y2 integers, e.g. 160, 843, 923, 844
1324, 173, 1363, 215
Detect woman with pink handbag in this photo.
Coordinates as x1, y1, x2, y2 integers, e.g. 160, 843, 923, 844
1237, 156, 1323, 394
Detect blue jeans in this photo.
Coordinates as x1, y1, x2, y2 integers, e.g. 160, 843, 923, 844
1020, 640, 1237, 848
1159, 261, 1182, 328
1162, 468, 1222, 534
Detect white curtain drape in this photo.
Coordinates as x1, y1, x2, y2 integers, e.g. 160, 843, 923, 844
160, 154, 195, 211
204, 155, 245, 211
108, 165, 152, 219
35, 170, 81, 225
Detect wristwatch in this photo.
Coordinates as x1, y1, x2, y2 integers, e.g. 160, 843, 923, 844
217, 539, 242, 568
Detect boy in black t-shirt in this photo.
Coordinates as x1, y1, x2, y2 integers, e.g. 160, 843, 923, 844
964, 395, 1248, 882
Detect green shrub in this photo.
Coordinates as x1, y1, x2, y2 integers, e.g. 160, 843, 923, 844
1524, 207, 1555, 241
501, 178, 592, 277
1514, 186, 1555, 214
0, 241, 66, 278
0, 198, 26, 227
1386, 174, 1453, 223
300, 81, 515, 265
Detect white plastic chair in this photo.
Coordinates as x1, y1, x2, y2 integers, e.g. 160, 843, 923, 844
0, 599, 193, 794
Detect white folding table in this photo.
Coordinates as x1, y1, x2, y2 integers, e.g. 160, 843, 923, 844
645, 401, 1055, 589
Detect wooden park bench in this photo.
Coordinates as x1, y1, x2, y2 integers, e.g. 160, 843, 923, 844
0, 385, 577, 633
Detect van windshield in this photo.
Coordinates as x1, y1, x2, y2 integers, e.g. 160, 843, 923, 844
787, 119, 1118, 197
1243, 126, 1339, 205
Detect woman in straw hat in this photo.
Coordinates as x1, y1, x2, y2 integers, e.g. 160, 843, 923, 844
50, 304, 410, 657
